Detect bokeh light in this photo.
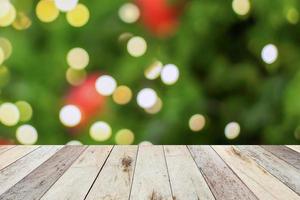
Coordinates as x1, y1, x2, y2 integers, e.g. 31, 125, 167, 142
0, 48, 4, 65
137, 88, 157, 109
89, 121, 112, 142
0, 37, 12, 60
225, 122, 240, 139
54, 0, 78, 12
261, 44, 278, 64
66, 140, 82, 145
127, 36, 147, 57
145, 97, 162, 114
0, 102, 20, 126
95, 75, 117, 96
0, 2, 16, 27
144, 60, 163, 80
118, 3, 140, 24
66, 3, 89, 27
0, 65, 10, 88
59, 105, 81, 127
15, 101, 33, 122
286, 8, 299, 24
112, 85, 132, 105
115, 129, 135, 144
0, 0, 11, 18
67, 47, 89, 70
16, 124, 38, 145
189, 114, 205, 132
66, 68, 86, 86
36, 0, 59, 23
12, 12, 32, 30
161, 64, 179, 85
232, 0, 250, 16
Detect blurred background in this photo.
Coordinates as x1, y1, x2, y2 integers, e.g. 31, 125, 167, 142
0, 0, 300, 145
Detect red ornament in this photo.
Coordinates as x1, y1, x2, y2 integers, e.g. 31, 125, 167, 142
65, 73, 106, 128
136, 0, 184, 37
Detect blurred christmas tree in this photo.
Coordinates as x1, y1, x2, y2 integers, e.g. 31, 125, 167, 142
0, 0, 300, 144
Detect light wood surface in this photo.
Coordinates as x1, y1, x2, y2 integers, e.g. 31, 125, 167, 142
0, 145, 299, 200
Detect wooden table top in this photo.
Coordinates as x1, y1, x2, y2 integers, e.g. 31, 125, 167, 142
0, 145, 299, 200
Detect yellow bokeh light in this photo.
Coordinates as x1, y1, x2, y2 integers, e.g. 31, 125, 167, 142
113, 85, 132, 105
36, 0, 59, 23
66, 140, 82, 145
0, 48, 4, 66
287, 8, 299, 24
89, 121, 112, 142
13, 12, 32, 30
66, 68, 86, 86
66, 4, 89, 27
0, 37, 12, 60
127, 36, 147, 57
118, 3, 140, 24
232, 0, 250, 16
225, 122, 240, 139
16, 124, 38, 145
145, 97, 162, 114
115, 129, 135, 145
0, 102, 20, 126
0, 65, 10, 88
15, 101, 33, 122
0, 0, 11, 18
67, 47, 89, 70
0, 3, 16, 27
144, 60, 163, 80
189, 114, 205, 132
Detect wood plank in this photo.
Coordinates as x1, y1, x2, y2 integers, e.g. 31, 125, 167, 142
0, 146, 86, 200
0, 146, 39, 170
164, 145, 215, 200
213, 145, 300, 200
86, 145, 138, 200
41, 146, 113, 200
0, 146, 15, 155
130, 145, 173, 200
0, 146, 62, 195
286, 145, 300, 153
237, 145, 300, 195
261, 145, 300, 170
188, 145, 257, 200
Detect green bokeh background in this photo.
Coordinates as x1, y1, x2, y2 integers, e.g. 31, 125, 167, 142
1, 0, 300, 144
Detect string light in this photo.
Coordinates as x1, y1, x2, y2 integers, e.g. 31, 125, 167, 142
225, 122, 240, 139
189, 114, 205, 132
145, 97, 162, 114
16, 124, 38, 145
232, 0, 250, 16
161, 64, 179, 85
67, 47, 89, 70
36, 0, 59, 23
59, 105, 81, 127
54, 0, 78, 12
15, 101, 33, 122
89, 121, 112, 142
95, 75, 117, 96
118, 3, 140, 24
113, 85, 132, 105
137, 88, 157, 109
66, 140, 82, 145
0, 102, 20, 126
66, 3, 89, 27
115, 129, 135, 144
0, 2, 15, 27
144, 60, 163, 80
66, 68, 86, 86
127, 36, 147, 57
261, 44, 278, 64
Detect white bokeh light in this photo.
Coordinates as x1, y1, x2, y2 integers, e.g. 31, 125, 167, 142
54, 0, 78, 12
144, 60, 163, 80
66, 140, 82, 145
161, 64, 179, 85
0, 0, 11, 18
118, 3, 140, 23
232, 0, 250, 16
225, 122, 240, 139
127, 36, 147, 57
261, 44, 278, 64
0, 102, 20, 126
137, 88, 158, 109
89, 121, 112, 142
16, 124, 38, 145
95, 75, 117, 96
59, 105, 81, 127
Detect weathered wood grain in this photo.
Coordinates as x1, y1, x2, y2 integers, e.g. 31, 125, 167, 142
130, 145, 173, 200
237, 145, 300, 195
41, 146, 113, 200
213, 145, 300, 200
188, 145, 257, 200
0, 146, 39, 171
164, 145, 215, 200
286, 145, 300, 153
0, 146, 86, 200
0, 146, 62, 195
261, 145, 300, 170
86, 145, 138, 200
0, 146, 15, 155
